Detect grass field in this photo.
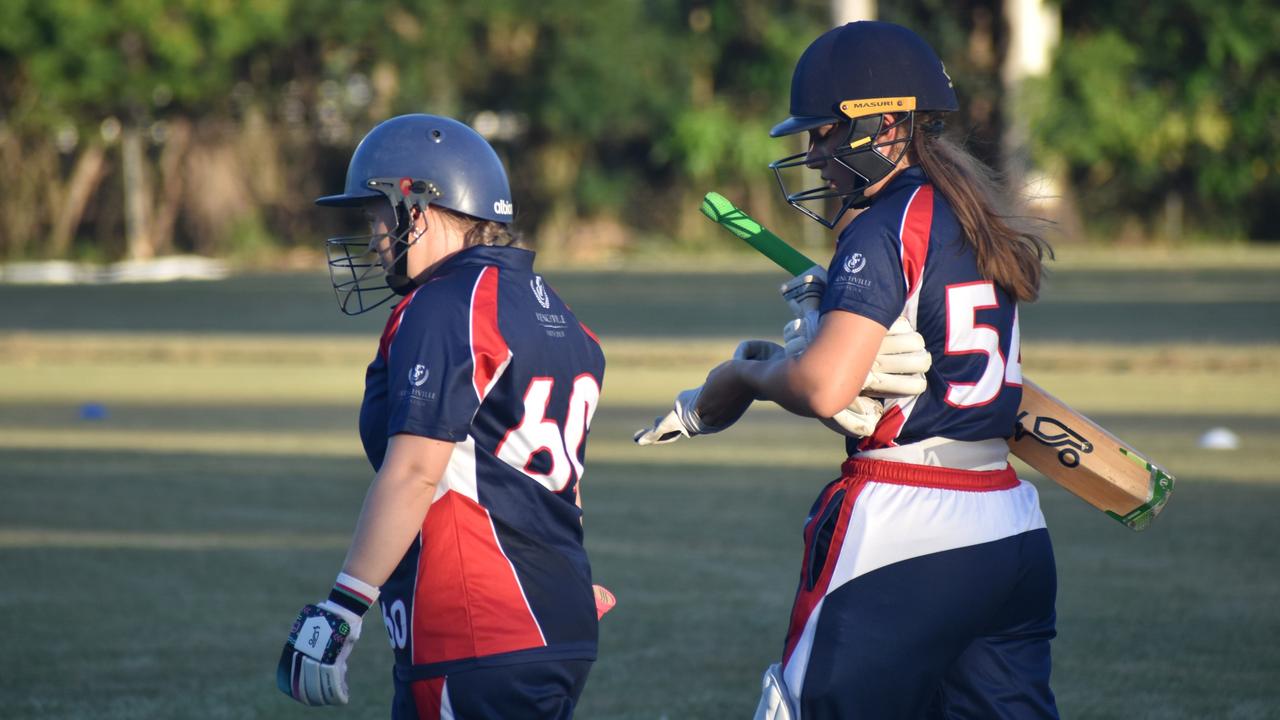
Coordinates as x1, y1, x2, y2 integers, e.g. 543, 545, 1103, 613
1, 261, 1279, 719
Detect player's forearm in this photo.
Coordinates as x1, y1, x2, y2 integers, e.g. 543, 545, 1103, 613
732, 320, 880, 415
735, 357, 824, 417
341, 474, 435, 585
738, 312, 885, 418
341, 434, 454, 585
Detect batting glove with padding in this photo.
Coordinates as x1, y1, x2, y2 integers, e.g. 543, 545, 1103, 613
633, 340, 775, 446
753, 663, 797, 720
277, 573, 379, 707
780, 265, 931, 398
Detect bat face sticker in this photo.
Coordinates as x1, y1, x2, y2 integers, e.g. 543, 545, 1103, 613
1014, 412, 1095, 468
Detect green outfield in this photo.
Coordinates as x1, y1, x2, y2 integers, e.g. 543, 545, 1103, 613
2, 263, 1279, 719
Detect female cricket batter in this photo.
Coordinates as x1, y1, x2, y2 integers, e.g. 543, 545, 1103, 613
276, 114, 605, 718
648, 22, 1059, 719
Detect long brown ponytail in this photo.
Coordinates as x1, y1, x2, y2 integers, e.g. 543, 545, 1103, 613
910, 113, 1053, 303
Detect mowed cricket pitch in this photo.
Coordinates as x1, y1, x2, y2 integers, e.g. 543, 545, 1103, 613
1, 260, 1278, 719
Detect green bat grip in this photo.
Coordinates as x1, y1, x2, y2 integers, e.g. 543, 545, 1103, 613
699, 192, 817, 275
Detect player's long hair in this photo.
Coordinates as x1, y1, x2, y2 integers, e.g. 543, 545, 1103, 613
440, 208, 521, 248
910, 113, 1052, 303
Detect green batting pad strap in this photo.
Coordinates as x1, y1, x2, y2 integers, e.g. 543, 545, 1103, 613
700, 192, 817, 276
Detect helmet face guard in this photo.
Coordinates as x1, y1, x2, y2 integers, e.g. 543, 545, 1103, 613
769, 112, 913, 229
325, 177, 442, 316
317, 114, 515, 316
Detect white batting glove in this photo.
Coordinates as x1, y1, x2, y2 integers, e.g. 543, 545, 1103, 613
633, 340, 777, 446
732, 338, 787, 363
277, 574, 378, 707
753, 663, 797, 720
277, 602, 361, 705
864, 316, 930, 398
780, 265, 825, 356
731, 336, 882, 438
819, 396, 885, 438
780, 267, 930, 398
633, 385, 731, 445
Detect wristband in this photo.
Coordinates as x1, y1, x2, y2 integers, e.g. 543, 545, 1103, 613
327, 572, 380, 617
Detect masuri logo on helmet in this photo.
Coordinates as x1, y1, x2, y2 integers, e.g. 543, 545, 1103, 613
769, 22, 957, 229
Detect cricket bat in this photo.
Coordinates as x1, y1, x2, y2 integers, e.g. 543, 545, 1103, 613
700, 191, 1174, 531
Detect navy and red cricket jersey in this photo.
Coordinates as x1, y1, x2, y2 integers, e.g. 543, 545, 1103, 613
358, 245, 605, 682
818, 166, 1023, 454
782, 167, 1058, 718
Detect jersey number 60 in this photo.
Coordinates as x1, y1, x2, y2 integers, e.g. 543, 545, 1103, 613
495, 375, 601, 493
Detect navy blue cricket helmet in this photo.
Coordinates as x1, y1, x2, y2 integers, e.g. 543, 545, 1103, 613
769, 22, 958, 227
318, 114, 514, 315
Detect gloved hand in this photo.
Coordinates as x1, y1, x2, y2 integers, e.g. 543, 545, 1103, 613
277, 574, 377, 707
780, 265, 930, 399
632, 385, 734, 446
784, 315, 930, 398
277, 601, 362, 706
633, 340, 775, 446
779, 266, 826, 356
753, 662, 797, 720
818, 396, 885, 438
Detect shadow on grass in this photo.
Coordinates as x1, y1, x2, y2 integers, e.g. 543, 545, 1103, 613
3, 445, 1277, 718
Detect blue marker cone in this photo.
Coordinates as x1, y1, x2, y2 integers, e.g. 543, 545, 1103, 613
79, 403, 108, 421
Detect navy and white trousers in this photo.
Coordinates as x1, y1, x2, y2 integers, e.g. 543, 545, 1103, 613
781, 458, 1059, 719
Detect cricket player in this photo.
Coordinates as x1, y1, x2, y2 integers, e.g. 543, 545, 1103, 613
637, 22, 1059, 719
277, 114, 605, 718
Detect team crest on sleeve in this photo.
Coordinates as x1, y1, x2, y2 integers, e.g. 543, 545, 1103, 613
530, 276, 552, 309
409, 364, 430, 387
834, 252, 873, 291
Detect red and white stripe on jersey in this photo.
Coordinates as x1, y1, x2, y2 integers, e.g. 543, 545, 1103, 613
898, 184, 933, 305
379, 286, 424, 362
401, 267, 546, 668
469, 266, 513, 403
859, 185, 934, 452
411, 487, 547, 666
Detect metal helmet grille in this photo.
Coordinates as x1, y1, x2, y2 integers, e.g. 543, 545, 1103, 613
325, 231, 404, 316
769, 113, 913, 228
322, 176, 440, 316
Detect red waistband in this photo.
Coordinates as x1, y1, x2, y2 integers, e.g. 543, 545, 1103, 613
840, 458, 1019, 492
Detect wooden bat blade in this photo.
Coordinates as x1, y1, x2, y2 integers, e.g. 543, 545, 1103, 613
700, 190, 1176, 531
1010, 380, 1175, 531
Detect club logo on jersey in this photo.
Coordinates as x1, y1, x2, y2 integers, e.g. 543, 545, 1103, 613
843, 253, 867, 274
531, 276, 551, 309
493, 198, 514, 216
409, 364, 430, 387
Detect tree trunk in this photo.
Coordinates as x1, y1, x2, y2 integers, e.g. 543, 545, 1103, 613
48, 144, 108, 258
1001, 0, 1060, 188
122, 125, 154, 260
832, 0, 876, 24
150, 118, 193, 255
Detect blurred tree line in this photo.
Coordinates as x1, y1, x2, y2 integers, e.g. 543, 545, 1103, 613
0, 0, 1275, 265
